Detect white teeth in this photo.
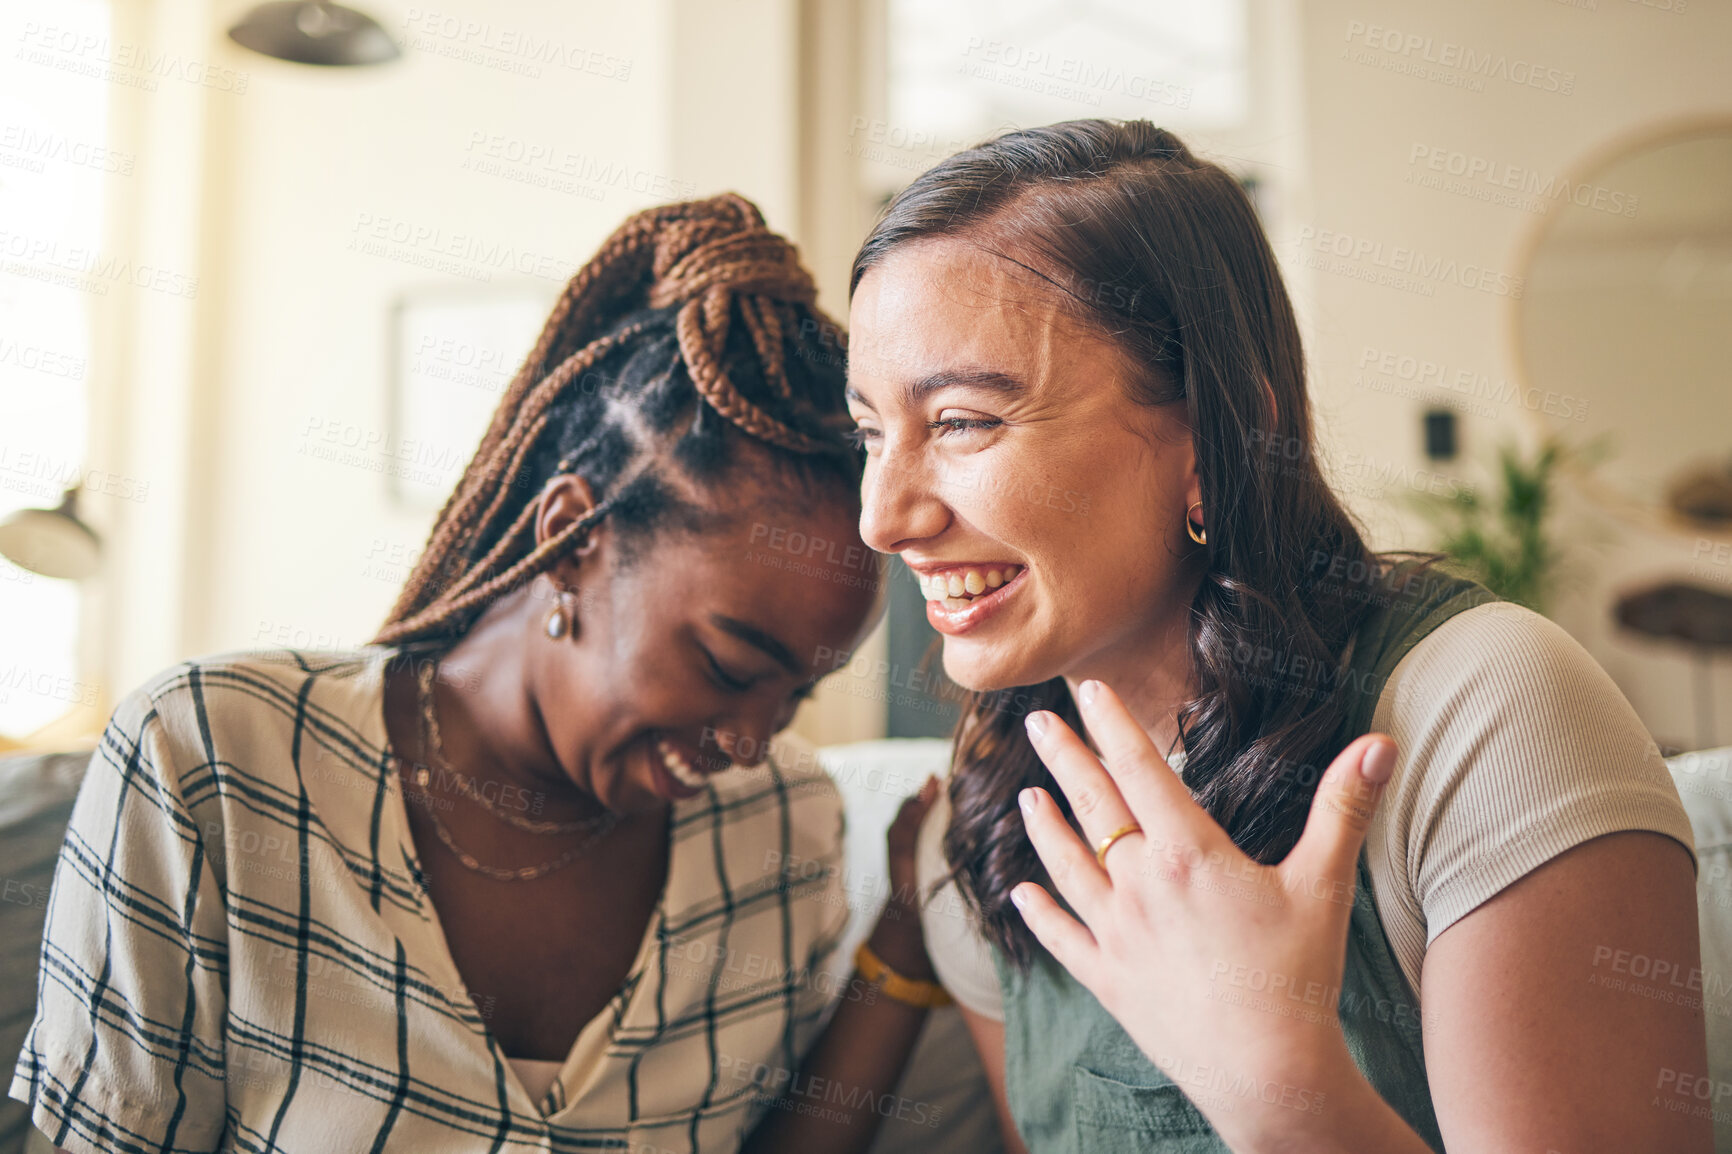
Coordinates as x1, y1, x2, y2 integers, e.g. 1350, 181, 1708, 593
656, 737, 705, 788
919, 565, 1023, 602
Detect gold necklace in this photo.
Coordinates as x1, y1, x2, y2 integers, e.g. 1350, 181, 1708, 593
402, 657, 619, 882
407, 791, 618, 882
414, 658, 608, 834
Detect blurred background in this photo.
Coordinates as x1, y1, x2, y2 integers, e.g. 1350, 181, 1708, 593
1, 0, 1728, 755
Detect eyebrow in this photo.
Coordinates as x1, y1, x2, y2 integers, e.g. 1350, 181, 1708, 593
846, 368, 1027, 411
710, 614, 805, 677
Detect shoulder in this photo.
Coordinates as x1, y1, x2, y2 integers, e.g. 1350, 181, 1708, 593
1388, 598, 1611, 694
915, 785, 951, 892
1368, 600, 1693, 943
701, 729, 843, 861
105, 648, 390, 786
681, 733, 849, 957
770, 728, 841, 802
126, 647, 385, 722
707, 729, 840, 809
914, 788, 1006, 1021
1377, 600, 1659, 769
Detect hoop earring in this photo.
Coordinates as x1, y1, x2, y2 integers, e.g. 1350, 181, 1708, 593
1185, 501, 1207, 546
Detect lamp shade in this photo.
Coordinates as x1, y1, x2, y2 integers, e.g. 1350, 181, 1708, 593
0, 489, 101, 580
227, 1, 400, 66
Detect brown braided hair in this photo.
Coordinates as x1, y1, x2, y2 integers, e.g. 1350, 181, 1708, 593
376, 193, 858, 648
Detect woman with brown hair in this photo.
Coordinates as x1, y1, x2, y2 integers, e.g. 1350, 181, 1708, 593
844, 121, 1710, 1151
12, 194, 947, 1154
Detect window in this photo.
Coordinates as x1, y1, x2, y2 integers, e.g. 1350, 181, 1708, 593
0, 0, 112, 735
869, 0, 1250, 737
868, 0, 1248, 200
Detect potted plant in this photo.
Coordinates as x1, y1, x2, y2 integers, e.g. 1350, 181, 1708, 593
1409, 436, 1606, 615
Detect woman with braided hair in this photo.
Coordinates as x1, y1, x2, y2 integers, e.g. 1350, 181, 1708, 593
14, 194, 949, 1154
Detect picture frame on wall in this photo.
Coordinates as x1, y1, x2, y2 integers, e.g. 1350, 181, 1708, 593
387, 283, 556, 512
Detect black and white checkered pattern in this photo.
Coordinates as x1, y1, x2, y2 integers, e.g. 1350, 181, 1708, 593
10, 649, 848, 1153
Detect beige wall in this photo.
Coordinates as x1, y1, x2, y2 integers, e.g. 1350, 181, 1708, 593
1294, 0, 1732, 749
179, 0, 674, 669
85, 0, 888, 746
74, 0, 1732, 751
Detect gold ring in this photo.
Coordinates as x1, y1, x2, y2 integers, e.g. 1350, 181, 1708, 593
1095, 821, 1144, 869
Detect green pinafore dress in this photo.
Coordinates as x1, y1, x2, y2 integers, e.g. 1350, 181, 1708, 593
994, 565, 1497, 1152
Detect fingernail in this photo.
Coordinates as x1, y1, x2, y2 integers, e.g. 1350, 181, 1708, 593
1362, 740, 1396, 784
1018, 788, 1036, 815
1025, 711, 1047, 739
1010, 886, 1029, 911
1079, 679, 1100, 706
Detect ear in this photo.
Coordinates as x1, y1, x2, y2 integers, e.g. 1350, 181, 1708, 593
1180, 433, 1202, 526
535, 474, 604, 585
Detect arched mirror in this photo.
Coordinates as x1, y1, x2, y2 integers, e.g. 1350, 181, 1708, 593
1515, 120, 1732, 538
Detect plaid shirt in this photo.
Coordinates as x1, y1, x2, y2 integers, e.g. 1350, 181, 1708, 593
10, 649, 848, 1153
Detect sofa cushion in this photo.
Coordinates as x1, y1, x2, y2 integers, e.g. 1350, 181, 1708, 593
0, 751, 91, 1154
1666, 746, 1732, 1151
815, 739, 1002, 1154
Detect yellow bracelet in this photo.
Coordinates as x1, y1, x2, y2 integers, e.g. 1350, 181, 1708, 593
854, 941, 953, 1009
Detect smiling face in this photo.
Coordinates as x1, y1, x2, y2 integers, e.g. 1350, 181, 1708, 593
847, 237, 1203, 694
524, 473, 880, 815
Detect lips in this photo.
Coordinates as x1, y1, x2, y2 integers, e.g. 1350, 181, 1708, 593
918, 563, 1029, 636
645, 732, 717, 801
656, 735, 706, 789
914, 563, 1025, 605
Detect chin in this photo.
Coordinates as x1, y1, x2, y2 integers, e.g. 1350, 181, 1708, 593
599, 772, 659, 815
940, 641, 1052, 696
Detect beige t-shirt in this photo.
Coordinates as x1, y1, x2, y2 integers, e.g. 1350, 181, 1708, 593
917, 601, 1697, 1018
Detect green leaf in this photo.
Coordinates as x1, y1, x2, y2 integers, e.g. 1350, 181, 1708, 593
1405, 434, 1601, 615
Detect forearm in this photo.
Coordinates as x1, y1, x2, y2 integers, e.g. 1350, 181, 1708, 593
741, 901, 936, 1154
1214, 1045, 1436, 1154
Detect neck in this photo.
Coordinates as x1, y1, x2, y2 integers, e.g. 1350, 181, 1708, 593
417, 590, 609, 824
1062, 578, 1199, 760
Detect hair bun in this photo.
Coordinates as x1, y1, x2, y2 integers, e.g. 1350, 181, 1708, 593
646, 196, 818, 311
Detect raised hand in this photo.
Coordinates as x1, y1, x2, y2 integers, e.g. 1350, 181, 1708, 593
1011, 678, 1415, 1152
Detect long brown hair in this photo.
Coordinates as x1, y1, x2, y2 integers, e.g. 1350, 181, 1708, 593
852, 120, 1389, 967
378, 193, 858, 646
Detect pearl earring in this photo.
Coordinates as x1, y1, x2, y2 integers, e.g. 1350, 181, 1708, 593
542, 577, 577, 641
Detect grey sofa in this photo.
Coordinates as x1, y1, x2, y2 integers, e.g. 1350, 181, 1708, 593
9, 742, 1732, 1153
0, 752, 87, 1154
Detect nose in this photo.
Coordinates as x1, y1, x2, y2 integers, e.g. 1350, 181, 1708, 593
859, 446, 950, 556
701, 703, 783, 771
